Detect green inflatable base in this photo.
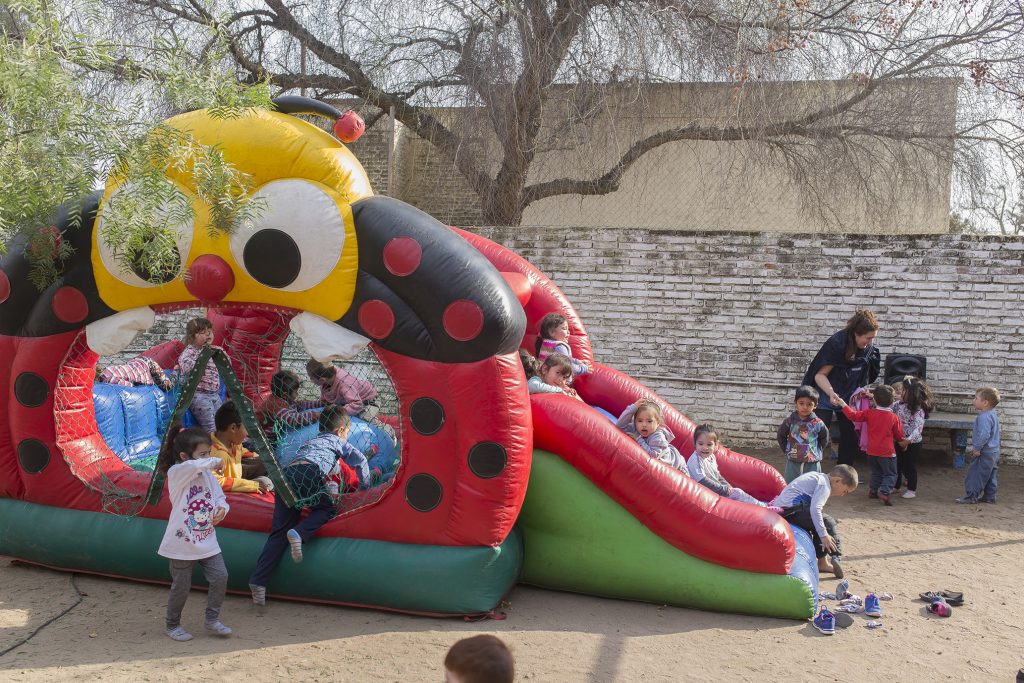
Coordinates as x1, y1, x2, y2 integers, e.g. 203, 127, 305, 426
519, 450, 815, 620
0, 498, 522, 616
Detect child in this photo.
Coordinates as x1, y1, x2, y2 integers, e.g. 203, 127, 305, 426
156, 425, 233, 641
444, 634, 515, 683
834, 385, 905, 506
685, 424, 772, 507
957, 387, 1001, 504
305, 359, 378, 418
249, 406, 371, 605
176, 317, 224, 434
534, 313, 590, 378
615, 399, 688, 472
526, 353, 583, 401
771, 465, 859, 578
96, 355, 173, 391
892, 376, 934, 499
211, 401, 273, 494
777, 385, 832, 483
256, 370, 322, 445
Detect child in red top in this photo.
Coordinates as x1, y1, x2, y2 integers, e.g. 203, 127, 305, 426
834, 385, 906, 506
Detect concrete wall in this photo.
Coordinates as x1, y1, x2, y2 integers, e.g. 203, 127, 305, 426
358, 78, 959, 234
468, 227, 1023, 462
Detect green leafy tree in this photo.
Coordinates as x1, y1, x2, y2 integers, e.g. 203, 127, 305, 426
0, 0, 271, 289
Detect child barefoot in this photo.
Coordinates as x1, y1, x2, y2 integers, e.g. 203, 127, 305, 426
176, 317, 224, 433
777, 386, 831, 483
157, 425, 232, 641
891, 376, 934, 499
526, 353, 583, 401
615, 399, 687, 471
535, 313, 590, 378
771, 465, 858, 578
686, 424, 772, 507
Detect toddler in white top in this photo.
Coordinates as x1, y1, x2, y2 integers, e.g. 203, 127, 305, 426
157, 425, 233, 641
686, 424, 775, 509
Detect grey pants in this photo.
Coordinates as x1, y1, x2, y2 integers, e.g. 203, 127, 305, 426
166, 553, 228, 629
190, 391, 222, 434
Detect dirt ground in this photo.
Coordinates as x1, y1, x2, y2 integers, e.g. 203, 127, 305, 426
1, 447, 1022, 682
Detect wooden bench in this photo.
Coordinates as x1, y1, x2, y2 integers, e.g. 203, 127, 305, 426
924, 412, 974, 469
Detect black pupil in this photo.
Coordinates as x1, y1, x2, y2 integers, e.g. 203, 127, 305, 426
131, 244, 180, 284
243, 229, 301, 288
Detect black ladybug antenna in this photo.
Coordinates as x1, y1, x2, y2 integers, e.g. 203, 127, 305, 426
270, 95, 342, 121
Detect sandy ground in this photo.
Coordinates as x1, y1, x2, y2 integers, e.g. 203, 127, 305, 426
1, 447, 1022, 683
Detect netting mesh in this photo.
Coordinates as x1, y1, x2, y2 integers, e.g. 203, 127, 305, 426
54, 305, 402, 516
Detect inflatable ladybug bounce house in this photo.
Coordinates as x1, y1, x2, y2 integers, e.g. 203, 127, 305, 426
0, 97, 818, 620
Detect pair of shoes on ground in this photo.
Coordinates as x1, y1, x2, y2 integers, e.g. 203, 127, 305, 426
919, 590, 963, 607
166, 621, 233, 641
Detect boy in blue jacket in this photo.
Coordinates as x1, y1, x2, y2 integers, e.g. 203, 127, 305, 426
957, 387, 1001, 504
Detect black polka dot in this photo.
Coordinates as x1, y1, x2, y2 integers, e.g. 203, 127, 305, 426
17, 439, 50, 474
410, 398, 444, 435
243, 229, 301, 288
14, 372, 49, 408
405, 474, 443, 512
467, 442, 506, 479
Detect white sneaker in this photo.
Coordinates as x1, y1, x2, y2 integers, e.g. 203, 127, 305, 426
287, 528, 303, 563
205, 621, 233, 637
902, 490, 917, 499
249, 583, 266, 606
166, 625, 193, 641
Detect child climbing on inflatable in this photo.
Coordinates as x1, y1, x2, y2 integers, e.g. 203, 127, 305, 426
686, 424, 774, 508
211, 401, 273, 494
525, 353, 583, 401
891, 375, 934, 499
256, 370, 322, 446
305, 359, 379, 419
249, 406, 369, 606
535, 313, 590, 378
615, 399, 687, 471
176, 317, 225, 433
156, 425, 233, 641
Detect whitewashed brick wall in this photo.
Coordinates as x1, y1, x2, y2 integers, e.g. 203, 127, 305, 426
468, 228, 1024, 463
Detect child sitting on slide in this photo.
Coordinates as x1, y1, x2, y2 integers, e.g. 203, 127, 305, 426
534, 313, 590, 379
523, 352, 583, 401
256, 370, 322, 446
615, 399, 687, 471
686, 424, 776, 509
211, 401, 273, 494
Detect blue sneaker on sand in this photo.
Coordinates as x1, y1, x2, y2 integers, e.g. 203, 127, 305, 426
813, 607, 836, 635
865, 593, 881, 618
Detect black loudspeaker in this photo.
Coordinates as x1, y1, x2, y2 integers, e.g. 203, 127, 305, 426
884, 354, 927, 384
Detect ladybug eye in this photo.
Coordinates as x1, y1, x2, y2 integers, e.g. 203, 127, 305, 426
230, 180, 346, 291
97, 184, 194, 287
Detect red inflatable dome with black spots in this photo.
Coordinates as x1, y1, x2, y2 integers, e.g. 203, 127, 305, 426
0, 97, 819, 620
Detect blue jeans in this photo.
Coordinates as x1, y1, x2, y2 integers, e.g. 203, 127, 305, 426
963, 451, 999, 502
249, 463, 336, 588
868, 456, 897, 496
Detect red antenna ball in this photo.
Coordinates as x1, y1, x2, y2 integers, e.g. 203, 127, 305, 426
334, 110, 366, 143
